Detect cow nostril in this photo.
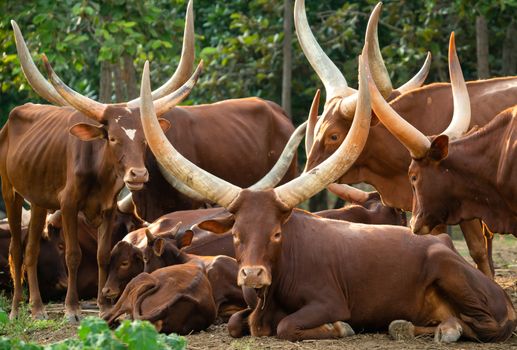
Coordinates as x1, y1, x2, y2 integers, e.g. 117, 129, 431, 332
240, 269, 247, 277
257, 269, 263, 276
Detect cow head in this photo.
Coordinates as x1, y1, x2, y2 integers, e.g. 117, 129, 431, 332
102, 241, 143, 300
39, 223, 68, 299
367, 33, 470, 234
296, 0, 431, 176
142, 224, 193, 273
140, 53, 371, 291
40, 55, 201, 192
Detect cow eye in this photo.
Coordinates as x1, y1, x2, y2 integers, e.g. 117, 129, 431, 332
120, 261, 129, 268
58, 243, 65, 252
109, 136, 117, 143
329, 134, 339, 141
410, 175, 417, 182
272, 231, 282, 242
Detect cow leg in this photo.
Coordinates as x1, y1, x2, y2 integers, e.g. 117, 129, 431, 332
389, 320, 437, 340
24, 205, 48, 319
434, 317, 463, 343
460, 219, 493, 279
482, 223, 495, 276
276, 303, 354, 341
228, 307, 254, 338
60, 203, 82, 323
2, 181, 23, 319
97, 207, 116, 314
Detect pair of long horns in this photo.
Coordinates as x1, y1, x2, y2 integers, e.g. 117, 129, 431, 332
294, 0, 431, 118
141, 53, 371, 209
367, 32, 470, 159
11, 0, 195, 118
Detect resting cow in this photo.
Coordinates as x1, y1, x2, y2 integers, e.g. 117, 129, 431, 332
140, 53, 516, 343
103, 262, 217, 335
143, 229, 247, 321
367, 33, 517, 237
298, 0, 517, 278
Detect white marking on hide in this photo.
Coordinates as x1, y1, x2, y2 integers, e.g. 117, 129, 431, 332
122, 127, 137, 141
125, 108, 132, 114
115, 116, 122, 123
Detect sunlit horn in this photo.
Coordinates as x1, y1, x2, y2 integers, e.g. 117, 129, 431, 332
305, 89, 321, 155
441, 32, 470, 140
395, 52, 432, 95
327, 183, 369, 204
275, 54, 371, 208
140, 60, 241, 208
127, 0, 195, 107
42, 54, 106, 121
294, 0, 355, 104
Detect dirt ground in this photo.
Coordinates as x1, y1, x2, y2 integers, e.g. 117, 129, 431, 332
11, 236, 517, 349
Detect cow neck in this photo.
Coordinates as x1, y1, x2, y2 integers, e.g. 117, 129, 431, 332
442, 113, 517, 233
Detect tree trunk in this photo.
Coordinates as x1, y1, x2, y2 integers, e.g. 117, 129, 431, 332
112, 60, 126, 103
123, 55, 138, 100
476, 15, 490, 79
99, 60, 113, 103
281, 0, 293, 118
502, 20, 517, 76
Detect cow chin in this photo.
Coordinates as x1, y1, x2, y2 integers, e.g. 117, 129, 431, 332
125, 181, 145, 191
237, 265, 272, 289
410, 214, 432, 235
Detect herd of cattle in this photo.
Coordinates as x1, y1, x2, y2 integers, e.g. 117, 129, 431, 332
1, 0, 516, 344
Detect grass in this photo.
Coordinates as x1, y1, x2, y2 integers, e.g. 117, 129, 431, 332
0, 292, 67, 342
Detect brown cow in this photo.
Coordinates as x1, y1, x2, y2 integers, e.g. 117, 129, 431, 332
103, 262, 217, 335
141, 54, 516, 343
298, 0, 517, 277
0, 58, 199, 322
143, 229, 246, 321
0, 221, 68, 300
367, 33, 517, 237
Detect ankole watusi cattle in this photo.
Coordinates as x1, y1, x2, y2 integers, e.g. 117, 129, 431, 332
367, 33, 517, 238
140, 49, 516, 342
0, 45, 201, 323
103, 262, 217, 335
298, 0, 517, 278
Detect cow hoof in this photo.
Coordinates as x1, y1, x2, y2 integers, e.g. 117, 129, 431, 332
434, 325, 462, 343
33, 311, 49, 320
65, 312, 81, 324
334, 321, 355, 337
389, 320, 415, 341
9, 310, 18, 320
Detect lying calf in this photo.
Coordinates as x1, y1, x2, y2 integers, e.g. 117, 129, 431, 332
103, 262, 216, 334
144, 229, 247, 321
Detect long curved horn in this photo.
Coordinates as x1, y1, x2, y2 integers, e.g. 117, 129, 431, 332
153, 61, 203, 117
305, 89, 321, 154
294, 0, 355, 104
250, 121, 307, 190
327, 183, 369, 204
117, 193, 135, 214
42, 54, 107, 121
126, 0, 195, 108
441, 32, 470, 140
157, 162, 207, 202
365, 3, 392, 98
275, 54, 371, 208
365, 46, 430, 158
394, 52, 432, 95
11, 20, 69, 106
140, 61, 241, 208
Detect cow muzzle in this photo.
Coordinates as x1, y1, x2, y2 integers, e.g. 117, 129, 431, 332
101, 285, 120, 300
410, 214, 430, 235
124, 167, 149, 190
238, 265, 271, 289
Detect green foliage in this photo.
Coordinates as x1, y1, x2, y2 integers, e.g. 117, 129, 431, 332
0, 317, 186, 350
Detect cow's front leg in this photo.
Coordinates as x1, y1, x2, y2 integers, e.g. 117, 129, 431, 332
97, 206, 116, 314
276, 303, 353, 341
60, 202, 82, 323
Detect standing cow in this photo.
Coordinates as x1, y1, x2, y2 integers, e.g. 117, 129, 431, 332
298, 0, 517, 277
139, 52, 516, 343
367, 33, 517, 237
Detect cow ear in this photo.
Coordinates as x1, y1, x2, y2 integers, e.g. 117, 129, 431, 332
176, 229, 194, 248
158, 118, 171, 132
428, 135, 449, 161
69, 123, 106, 141
145, 229, 156, 245
197, 214, 235, 234
153, 238, 165, 256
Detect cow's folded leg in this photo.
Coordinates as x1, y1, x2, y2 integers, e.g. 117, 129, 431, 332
276, 303, 352, 341
389, 320, 437, 340
434, 317, 463, 343
25, 205, 48, 319
228, 307, 253, 338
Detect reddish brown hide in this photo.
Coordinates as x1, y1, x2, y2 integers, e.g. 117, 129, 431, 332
409, 106, 517, 236
103, 262, 216, 335
199, 190, 516, 343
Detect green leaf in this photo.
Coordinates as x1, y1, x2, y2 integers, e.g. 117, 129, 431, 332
77, 316, 110, 342
114, 320, 159, 350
